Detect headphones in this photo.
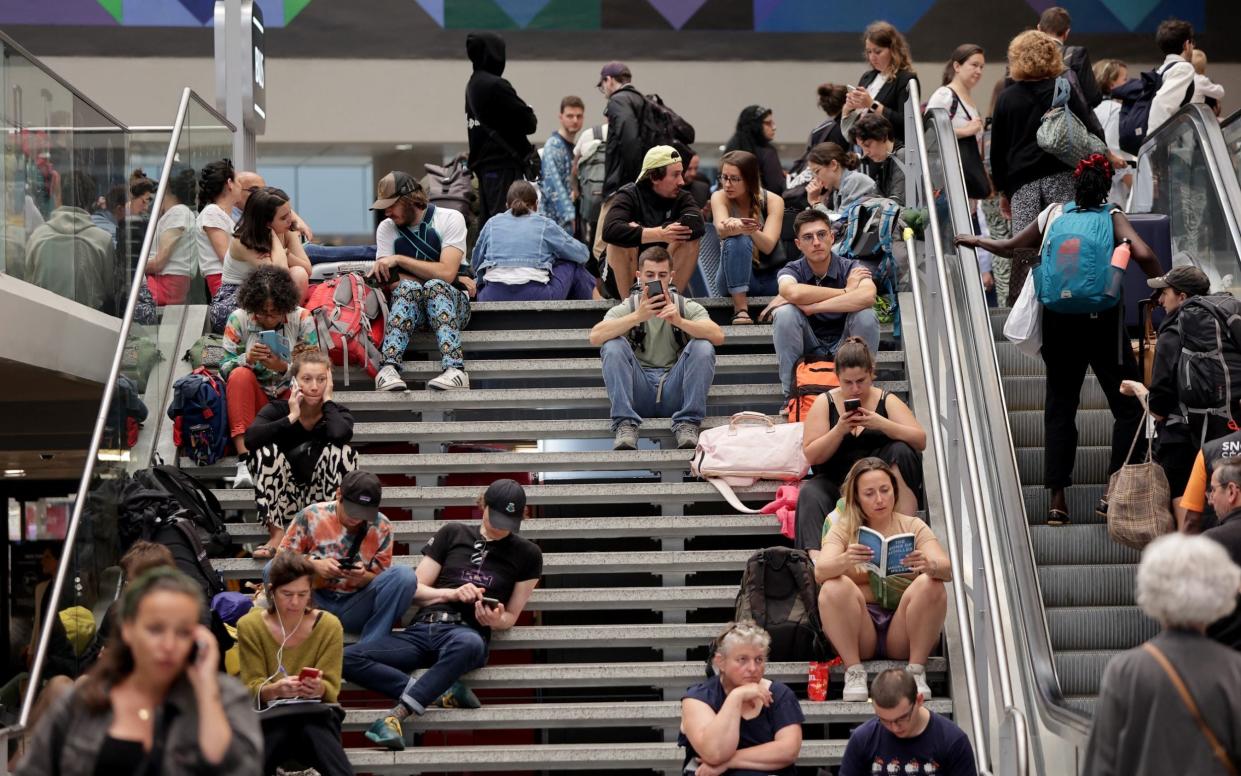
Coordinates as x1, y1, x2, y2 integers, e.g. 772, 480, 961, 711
253, 583, 308, 712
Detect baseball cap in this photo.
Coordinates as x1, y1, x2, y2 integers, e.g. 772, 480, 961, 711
597, 61, 631, 87
340, 470, 382, 522
1147, 265, 1210, 296
370, 171, 420, 211
484, 479, 527, 532
636, 145, 682, 183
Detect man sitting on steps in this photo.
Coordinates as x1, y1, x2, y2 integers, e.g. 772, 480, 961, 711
589, 246, 725, 451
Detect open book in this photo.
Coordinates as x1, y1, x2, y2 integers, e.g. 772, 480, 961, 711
858, 526, 915, 576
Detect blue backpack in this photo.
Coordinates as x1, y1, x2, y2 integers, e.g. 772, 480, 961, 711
167, 367, 230, 465
1033, 202, 1120, 314
835, 197, 903, 333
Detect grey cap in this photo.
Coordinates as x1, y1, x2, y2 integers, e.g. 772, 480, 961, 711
1148, 265, 1210, 296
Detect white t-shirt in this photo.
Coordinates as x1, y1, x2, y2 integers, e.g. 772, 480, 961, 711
926, 85, 980, 135
375, 207, 468, 262
196, 203, 235, 277
486, 266, 550, 285
866, 73, 888, 99
148, 203, 197, 277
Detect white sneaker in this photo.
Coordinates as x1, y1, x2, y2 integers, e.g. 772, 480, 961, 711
906, 663, 933, 700
842, 664, 869, 702
232, 460, 253, 489
428, 367, 469, 391
375, 365, 408, 392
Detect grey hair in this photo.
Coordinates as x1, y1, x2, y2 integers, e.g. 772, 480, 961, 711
1215, 460, 1241, 490
1136, 534, 1241, 629
716, 621, 772, 657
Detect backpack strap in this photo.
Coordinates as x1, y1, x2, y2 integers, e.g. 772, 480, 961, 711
745, 552, 768, 628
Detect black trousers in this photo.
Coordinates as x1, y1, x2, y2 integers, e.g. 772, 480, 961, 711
1040, 304, 1145, 490
262, 712, 354, 776
477, 167, 519, 224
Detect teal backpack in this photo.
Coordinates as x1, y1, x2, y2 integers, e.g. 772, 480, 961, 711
1034, 202, 1120, 314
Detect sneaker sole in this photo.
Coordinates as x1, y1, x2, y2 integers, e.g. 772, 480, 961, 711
842, 691, 869, 702
376, 382, 408, 392
427, 382, 468, 391
613, 441, 637, 451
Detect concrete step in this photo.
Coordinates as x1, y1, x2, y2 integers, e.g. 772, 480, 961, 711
341, 698, 955, 731
224, 514, 784, 543
1003, 375, 1107, 411
347, 415, 740, 444
409, 325, 776, 352
461, 296, 778, 327
1023, 484, 1109, 524
213, 481, 779, 510
1009, 409, 1115, 448
1047, 606, 1157, 651
215, 550, 757, 581
346, 739, 847, 773
1030, 525, 1141, 565
1037, 564, 1138, 608
1016, 446, 1112, 484
213, 449, 700, 478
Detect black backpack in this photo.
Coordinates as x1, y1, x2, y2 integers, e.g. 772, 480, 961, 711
733, 547, 831, 662
639, 93, 695, 149
146, 514, 227, 600
124, 466, 233, 558
1174, 294, 1241, 439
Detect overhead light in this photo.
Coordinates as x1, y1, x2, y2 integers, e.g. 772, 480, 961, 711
394, 143, 413, 151
3, 469, 25, 478
96, 450, 131, 462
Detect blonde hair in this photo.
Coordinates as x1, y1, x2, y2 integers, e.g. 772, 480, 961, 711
838, 457, 901, 541
1008, 30, 1064, 81
1192, 48, 1208, 75
1093, 59, 1128, 95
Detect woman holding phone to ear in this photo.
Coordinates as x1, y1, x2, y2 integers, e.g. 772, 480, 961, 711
237, 551, 351, 776
16, 568, 262, 776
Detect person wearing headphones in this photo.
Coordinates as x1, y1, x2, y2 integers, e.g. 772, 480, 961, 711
236, 551, 351, 776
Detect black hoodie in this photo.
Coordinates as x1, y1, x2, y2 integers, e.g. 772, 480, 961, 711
465, 32, 537, 173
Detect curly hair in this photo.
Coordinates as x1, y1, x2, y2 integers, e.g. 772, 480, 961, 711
1137, 534, 1239, 629
864, 21, 914, 77
851, 112, 895, 144
1008, 30, 1064, 81
1074, 153, 1113, 209
237, 265, 301, 315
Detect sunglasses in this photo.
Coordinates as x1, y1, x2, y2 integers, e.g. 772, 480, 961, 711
471, 538, 489, 567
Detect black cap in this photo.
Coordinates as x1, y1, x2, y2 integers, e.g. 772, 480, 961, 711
340, 470, 382, 522
484, 479, 526, 532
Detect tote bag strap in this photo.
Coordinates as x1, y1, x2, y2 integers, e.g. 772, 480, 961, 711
1143, 642, 1240, 776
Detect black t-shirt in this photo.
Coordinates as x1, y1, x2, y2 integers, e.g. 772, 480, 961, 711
419, 522, 542, 636
838, 711, 977, 776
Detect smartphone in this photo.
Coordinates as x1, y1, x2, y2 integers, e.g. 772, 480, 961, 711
337, 557, 360, 570
298, 666, 322, 681
843, 398, 862, 414
258, 329, 291, 361
678, 214, 696, 228
481, 597, 501, 609
645, 279, 665, 301
739, 217, 760, 228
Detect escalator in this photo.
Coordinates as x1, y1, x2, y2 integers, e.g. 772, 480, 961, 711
912, 97, 1241, 768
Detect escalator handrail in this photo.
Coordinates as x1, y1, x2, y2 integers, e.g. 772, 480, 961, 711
905, 81, 1029, 775
1221, 106, 1241, 128
0, 29, 128, 131
18, 87, 210, 729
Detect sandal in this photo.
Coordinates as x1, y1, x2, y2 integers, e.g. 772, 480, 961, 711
731, 309, 754, 325
252, 544, 277, 560
1046, 508, 1070, 527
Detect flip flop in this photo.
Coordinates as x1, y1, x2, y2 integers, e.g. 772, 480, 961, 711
731, 309, 755, 325
1046, 508, 1070, 527
252, 544, 277, 560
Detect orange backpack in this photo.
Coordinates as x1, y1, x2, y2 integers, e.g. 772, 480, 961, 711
784, 358, 839, 421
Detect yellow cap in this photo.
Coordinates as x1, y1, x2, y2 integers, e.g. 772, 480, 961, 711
636, 145, 682, 182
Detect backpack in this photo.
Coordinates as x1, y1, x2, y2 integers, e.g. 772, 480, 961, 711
1173, 294, 1241, 437
836, 197, 904, 330
733, 547, 831, 662
1113, 62, 1189, 156
148, 515, 227, 599
422, 155, 474, 222
1032, 202, 1120, 314
167, 367, 230, 466
131, 465, 234, 558
625, 286, 690, 352
121, 335, 163, 393
307, 272, 388, 384
783, 358, 840, 422
183, 333, 227, 372
639, 93, 695, 149
577, 124, 608, 241
103, 375, 147, 450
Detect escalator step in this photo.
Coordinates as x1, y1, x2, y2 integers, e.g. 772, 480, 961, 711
1030, 524, 1141, 564
1054, 651, 1124, 696
1003, 376, 1108, 411
1017, 446, 1112, 483
1023, 484, 1108, 522
1047, 606, 1158, 650
1038, 564, 1138, 607
1009, 410, 1116, 448
995, 342, 1048, 376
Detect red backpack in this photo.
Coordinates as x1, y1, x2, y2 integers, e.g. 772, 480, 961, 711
307, 273, 388, 383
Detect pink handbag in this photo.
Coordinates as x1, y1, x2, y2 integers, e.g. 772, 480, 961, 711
690, 412, 810, 513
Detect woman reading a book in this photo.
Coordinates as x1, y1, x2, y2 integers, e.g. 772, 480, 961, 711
243, 350, 358, 559
815, 457, 951, 704
795, 337, 926, 559
237, 551, 352, 776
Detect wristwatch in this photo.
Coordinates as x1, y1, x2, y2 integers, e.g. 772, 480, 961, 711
871, 101, 880, 111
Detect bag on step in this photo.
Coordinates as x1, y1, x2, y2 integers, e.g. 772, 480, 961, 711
183, 333, 228, 372
1106, 400, 1174, 550
422, 154, 475, 222
131, 465, 234, 558
691, 412, 809, 513
167, 367, 230, 466
732, 547, 831, 662
783, 358, 840, 422
307, 272, 388, 383
147, 514, 227, 599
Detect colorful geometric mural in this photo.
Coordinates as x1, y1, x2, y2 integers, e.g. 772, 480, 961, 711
1020, 0, 1204, 32
0, 0, 316, 27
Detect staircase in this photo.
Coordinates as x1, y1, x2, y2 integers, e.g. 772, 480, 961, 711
991, 309, 1153, 716
197, 297, 949, 774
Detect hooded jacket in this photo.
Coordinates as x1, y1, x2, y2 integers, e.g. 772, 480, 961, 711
24, 206, 118, 312
465, 32, 537, 173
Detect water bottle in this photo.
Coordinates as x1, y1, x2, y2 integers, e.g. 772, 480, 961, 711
1108, 238, 1132, 299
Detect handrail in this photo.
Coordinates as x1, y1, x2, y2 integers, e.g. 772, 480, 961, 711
18, 88, 198, 730
0, 29, 128, 130
905, 79, 1030, 775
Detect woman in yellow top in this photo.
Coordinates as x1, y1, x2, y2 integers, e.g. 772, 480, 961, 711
815, 457, 951, 704
237, 551, 351, 776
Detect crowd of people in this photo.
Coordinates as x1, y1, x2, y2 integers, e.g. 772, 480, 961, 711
12, 6, 1241, 775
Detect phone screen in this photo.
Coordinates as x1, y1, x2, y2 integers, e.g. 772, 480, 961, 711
481, 597, 501, 609
645, 280, 664, 301
844, 398, 861, 413
299, 667, 322, 681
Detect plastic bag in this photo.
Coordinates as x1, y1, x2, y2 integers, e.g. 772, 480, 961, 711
1004, 276, 1043, 358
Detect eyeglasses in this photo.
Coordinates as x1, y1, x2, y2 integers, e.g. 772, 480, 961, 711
471, 538, 489, 566
719, 174, 743, 184
876, 703, 917, 728
797, 230, 831, 244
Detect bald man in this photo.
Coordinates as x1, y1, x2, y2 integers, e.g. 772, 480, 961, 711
236, 170, 314, 242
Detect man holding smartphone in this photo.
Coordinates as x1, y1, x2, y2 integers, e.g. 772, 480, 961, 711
601, 145, 705, 295
589, 246, 725, 450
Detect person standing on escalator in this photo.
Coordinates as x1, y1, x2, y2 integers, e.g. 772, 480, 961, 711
465, 32, 537, 224
956, 155, 1162, 526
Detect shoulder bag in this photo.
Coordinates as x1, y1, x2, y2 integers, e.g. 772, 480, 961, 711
1106, 396, 1174, 550
1037, 76, 1107, 166
691, 412, 809, 513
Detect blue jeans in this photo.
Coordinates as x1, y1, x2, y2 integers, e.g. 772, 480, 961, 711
312, 565, 418, 646
342, 621, 488, 714
718, 234, 780, 297
772, 303, 880, 398
599, 337, 716, 430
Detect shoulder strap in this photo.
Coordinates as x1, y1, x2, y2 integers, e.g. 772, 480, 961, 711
1143, 643, 1239, 776
704, 477, 762, 514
